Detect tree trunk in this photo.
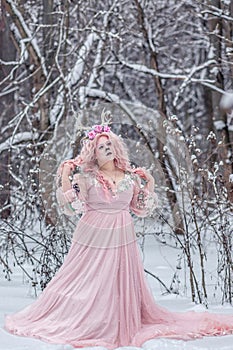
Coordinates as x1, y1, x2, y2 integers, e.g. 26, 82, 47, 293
0, 5, 16, 218
134, 0, 185, 234
207, 0, 233, 202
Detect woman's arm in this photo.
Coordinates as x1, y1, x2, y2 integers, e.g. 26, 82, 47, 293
61, 163, 73, 192
129, 168, 157, 218
56, 160, 86, 216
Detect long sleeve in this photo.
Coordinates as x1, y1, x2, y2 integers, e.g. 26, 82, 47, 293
129, 174, 157, 218
56, 162, 89, 216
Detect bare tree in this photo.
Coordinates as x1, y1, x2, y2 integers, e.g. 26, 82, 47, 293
0, 2, 16, 218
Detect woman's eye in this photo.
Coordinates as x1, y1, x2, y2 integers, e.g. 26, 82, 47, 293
107, 142, 111, 146
99, 145, 104, 149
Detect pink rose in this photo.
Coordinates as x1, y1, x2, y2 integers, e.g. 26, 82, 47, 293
94, 125, 103, 133
88, 130, 96, 140
103, 125, 110, 132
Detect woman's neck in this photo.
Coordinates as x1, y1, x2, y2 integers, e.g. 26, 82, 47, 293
99, 160, 116, 172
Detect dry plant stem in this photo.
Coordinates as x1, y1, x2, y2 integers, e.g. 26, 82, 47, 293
144, 268, 171, 294
157, 209, 203, 304
191, 201, 208, 303
0, 256, 12, 275
212, 176, 233, 303
181, 186, 202, 304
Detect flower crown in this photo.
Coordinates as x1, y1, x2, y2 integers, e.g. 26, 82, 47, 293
78, 108, 112, 143
87, 124, 111, 140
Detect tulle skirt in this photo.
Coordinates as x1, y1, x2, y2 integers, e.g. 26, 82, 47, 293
5, 240, 233, 349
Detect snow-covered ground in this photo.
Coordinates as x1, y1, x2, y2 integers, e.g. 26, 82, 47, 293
1, 235, 233, 350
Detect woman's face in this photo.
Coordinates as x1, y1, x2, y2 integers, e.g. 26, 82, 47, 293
95, 135, 115, 167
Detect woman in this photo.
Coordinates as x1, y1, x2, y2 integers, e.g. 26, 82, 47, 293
4, 123, 233, 349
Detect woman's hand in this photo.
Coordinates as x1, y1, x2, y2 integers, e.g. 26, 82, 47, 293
62, 160, 76, 175
132, 167, 155, 189
63, 163, 72, 175
61, 161, 76, 192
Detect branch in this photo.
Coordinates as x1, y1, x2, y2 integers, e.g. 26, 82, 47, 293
120, 58, 225, 96
4, 0, 47, 77
201, 10, 233, 22
81, 2, 118, 108
144, 268, 171, 294
50, 33, 98, 125
0, 132, 39, 154
120, 58, 216, 80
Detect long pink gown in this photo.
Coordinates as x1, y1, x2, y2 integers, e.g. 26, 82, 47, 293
4, 171, 233, 349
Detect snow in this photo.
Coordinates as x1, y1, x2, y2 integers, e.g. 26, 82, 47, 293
213, 120, 226, 130
220, 91, 233, 110
1, 236, 233, 350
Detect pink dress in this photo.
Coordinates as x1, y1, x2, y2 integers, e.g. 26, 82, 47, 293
4, 170, 233, 349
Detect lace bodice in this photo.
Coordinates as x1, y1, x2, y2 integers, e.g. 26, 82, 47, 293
56, 169, 157, 218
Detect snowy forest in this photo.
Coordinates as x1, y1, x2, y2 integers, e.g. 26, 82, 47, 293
0, 0, 233, 313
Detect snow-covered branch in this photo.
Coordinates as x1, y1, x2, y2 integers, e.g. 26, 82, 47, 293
50, 33, 98, 125
79, 87, 154, 128
5, 0, 48, 77
0, 132, 39, 154
120, 58, 225, 95
81, 2, 118, 107
121, 58, 216, 80
201, 10, 233, 22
